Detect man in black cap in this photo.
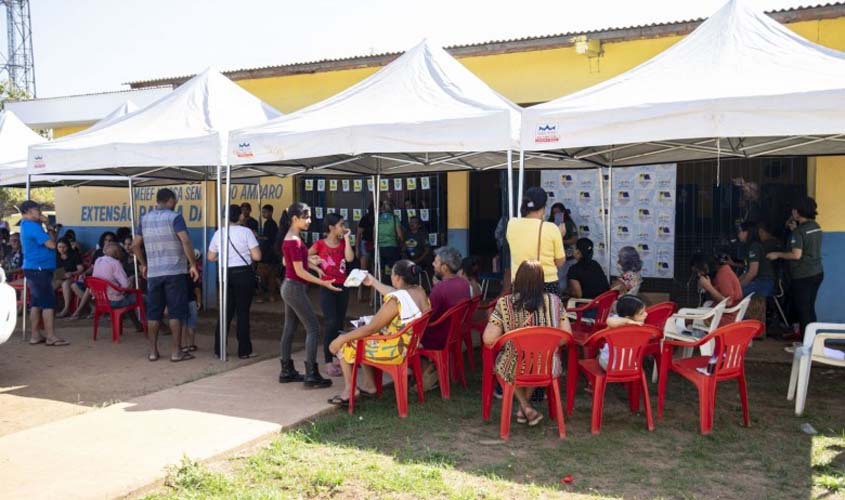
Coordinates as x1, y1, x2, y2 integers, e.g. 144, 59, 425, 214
19, 200, 68, 346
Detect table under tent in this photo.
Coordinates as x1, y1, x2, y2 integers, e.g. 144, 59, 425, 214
27, 68, 283, 360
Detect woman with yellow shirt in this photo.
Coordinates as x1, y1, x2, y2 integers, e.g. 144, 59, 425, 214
506, 187, 568, 295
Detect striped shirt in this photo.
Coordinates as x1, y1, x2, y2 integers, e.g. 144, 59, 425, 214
137, 208, 188, 278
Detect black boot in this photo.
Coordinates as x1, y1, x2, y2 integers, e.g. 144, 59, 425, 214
303, 362, 332, 389
279, 359, 304, 383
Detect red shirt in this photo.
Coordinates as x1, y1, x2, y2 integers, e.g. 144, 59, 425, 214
713, 264, 743, 326
312, 239, 348, 286
282, 238, 309, 284
423, 277, 472, 349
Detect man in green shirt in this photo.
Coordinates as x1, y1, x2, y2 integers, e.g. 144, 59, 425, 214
767, 196, 824, 339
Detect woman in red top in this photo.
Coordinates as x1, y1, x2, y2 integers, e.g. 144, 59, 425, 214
691, 250, 743, 326
309, 213, 355, 377
279, 202, 340, 389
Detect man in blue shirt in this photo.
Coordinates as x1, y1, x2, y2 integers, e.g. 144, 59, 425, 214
19, 200, 68, 346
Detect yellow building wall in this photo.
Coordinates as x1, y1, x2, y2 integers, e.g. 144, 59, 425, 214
814, 156, 845, 232
53, 125, 88, 138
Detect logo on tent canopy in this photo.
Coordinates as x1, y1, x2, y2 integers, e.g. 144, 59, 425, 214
534, 124, 560, 143
32, 155, 46, 169
235, 142, 254, 159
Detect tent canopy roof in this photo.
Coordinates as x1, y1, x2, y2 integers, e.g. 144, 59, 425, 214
0, 110, 45, 168
28, 69, 281, 175
522, 0, 845, 165
228, 40, 525, 171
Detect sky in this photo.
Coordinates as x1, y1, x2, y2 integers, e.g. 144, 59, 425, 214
2, 0, 829, 97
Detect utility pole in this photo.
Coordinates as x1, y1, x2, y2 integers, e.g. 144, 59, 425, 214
1, 0, 36, 97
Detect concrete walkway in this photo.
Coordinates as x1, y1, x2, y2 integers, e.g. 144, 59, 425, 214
0, 352, 339, 500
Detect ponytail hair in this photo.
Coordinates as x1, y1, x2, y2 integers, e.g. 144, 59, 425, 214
392, 259, 421, 286
279, 202, 310, 236
520, 187, 548, 217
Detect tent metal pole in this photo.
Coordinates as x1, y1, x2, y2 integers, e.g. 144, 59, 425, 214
222, 163, 232, 362
372, 170, 380, 311
128, 178, 140, 290
517, 149, 525, 216
597, 165, 607, 277
607, 157, 614, 281
216, 164, 225, 361
202, 175, 209, 309
22, 174, 30, 339
716, 138, 721, 188
506, 150, 513, 219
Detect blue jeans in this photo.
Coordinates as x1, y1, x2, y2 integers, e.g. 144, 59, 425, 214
742, 278, 774, 298
110, 294, 137, 309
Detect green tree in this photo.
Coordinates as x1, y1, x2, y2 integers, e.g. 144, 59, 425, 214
0, 80, 54, 216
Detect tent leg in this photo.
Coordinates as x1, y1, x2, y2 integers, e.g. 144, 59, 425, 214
202, 175, 209, 309
597, 165, 607, 275
517, 149, 525, 216
22, 174, 29, 339
216, 165, 225, 361
372, 171, 381, 312
128, 177, 141, 322
606, 159, 614, 280
506, 150, 513, 219
222, 163, 232, 362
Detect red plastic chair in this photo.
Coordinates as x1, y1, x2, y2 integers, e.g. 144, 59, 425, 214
86, 277, 147, 342
578, 325, 660, 434
658, 320, 762, 434
465, 297, 497, 373
348, 311, 432, 418
567, 290, 619, 350
418, 299, 473, 399
642, 302, 677, 380
488, 327, 572, 440
460, 295, 482, 372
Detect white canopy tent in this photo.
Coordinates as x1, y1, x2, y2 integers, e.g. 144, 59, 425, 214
521, 0, 845, 273
521, 0, 845, 165
25, 69, 283, 359
0, 101, 141, 187
0, 110, 46, 171
228, 39, 584, 215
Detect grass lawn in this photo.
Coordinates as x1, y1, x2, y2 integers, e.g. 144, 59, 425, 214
147, 358, 845, 499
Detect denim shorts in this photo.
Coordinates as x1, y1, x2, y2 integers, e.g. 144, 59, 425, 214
110, 294, 137, 309
146, 274, 188, 321
186, 300, 198, 329
24, 269, 56, 309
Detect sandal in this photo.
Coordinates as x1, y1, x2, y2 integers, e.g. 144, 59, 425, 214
170, 352, 195, 362
327, 394, 350, 407
357, 386, 377, 398
525, 409, 544, 427
148, 352, 160, 362
45, 338, 70, 347
516, 410, 528, 424
238, 353, 258, 359
181, 345, 198, 353
29, 336, 46, 345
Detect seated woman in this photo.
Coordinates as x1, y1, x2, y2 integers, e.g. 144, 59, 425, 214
691, 250, 742, 326
611, 246, 643, 296
736, 222, 775, 298
55, 238, 84, 318
328, 260, 430, 406
482, 260, 572, 427
70, 230, 119, 319
567, 238, 610, 300
460, 256, 486, 323
599, 295, 648, 370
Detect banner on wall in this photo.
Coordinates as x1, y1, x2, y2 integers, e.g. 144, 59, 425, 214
541, 164, 676, 279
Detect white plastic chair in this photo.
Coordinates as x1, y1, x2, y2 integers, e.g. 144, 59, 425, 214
0, 268, 18, 345
663, 298, 729, 357
787, 322, 845, 416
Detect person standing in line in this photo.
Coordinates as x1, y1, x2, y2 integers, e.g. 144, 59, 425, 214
256, 204, 280, 303
768, 196, 824, 339
19, 200, 68, 346
567, 238, 610, 300
240, 202, 260, 233
377, 198, 404, 281
279, 202, 340, 388
132, 188, 199, 362
209, 205, 261, 359
355, 202, 375, 301
310, 213, 355, 377
506, 187, 567, 295
549, 202, 578, 293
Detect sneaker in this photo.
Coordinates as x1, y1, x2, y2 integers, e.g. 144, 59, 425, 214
494, 385, 503, 399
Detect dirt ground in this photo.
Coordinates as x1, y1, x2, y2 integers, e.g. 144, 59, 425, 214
0, 288, 375, 437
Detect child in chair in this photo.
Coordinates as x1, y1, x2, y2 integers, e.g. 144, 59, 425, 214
599, 294, 648, 370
